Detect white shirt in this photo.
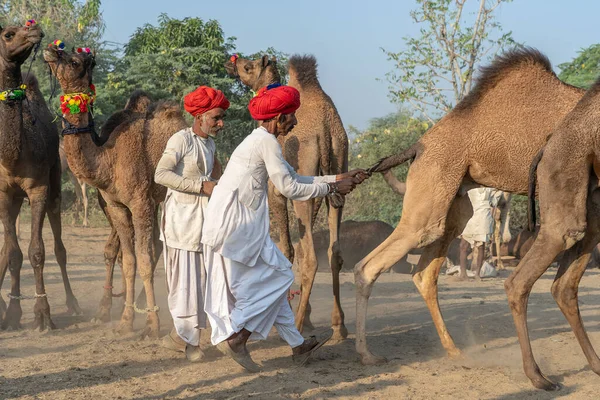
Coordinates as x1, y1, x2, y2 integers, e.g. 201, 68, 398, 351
202, 127, 336, 268
155, 127, 215, 252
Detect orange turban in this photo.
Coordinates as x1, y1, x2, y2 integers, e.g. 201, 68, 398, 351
248, 84, 300, 120
183, 86, 230, 117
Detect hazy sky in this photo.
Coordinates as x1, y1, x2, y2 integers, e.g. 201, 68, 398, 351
100, 0, 596, 130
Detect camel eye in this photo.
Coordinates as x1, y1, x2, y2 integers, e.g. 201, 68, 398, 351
71, 60, 79, 67
4, 32, 14, 39
244, 64, 252, 72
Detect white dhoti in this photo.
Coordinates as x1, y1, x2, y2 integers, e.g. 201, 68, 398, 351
164, 245, 207, 346
203, 244, 304, 348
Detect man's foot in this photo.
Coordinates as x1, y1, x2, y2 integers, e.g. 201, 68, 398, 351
216, 341, 262, 373
292, 329, 333, 366
161, 328, 186, 353
185, 344, 205, 362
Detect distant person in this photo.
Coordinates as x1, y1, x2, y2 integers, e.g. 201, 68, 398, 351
201, 84, 370, 372
155, 86, 229, 362
459, 187, 498, 280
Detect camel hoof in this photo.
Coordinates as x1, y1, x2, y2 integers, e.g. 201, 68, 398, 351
360, 353, 388, 366
115, 320, 134, 336
66, 296, 83, 316
93, 307, 112, 323
33, 299, 56, 331
1, 301, 23, 330
330, 325, 348, 343
447, 347, 462, 359
531, 376, 561, 391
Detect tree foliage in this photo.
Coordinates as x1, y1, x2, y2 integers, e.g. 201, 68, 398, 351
383, 0, 515, 123
558, 44, 600, 89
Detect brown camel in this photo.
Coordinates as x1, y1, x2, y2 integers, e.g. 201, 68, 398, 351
504, 79, 600, 390
44, 44, 184, 337
225, 54, 349, 339
0, 22, 80, 330
355, 47, 586, 365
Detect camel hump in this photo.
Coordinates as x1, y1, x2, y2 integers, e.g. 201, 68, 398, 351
21, 73, 40, 91
147, 100, 184, 120
455, 47, 553, 112
124, 90, 153, 114
288, 54, 321, 89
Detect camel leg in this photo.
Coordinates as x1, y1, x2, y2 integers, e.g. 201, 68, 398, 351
550, 192, 600, 375
15, 213, 20, 240
27, 191, 55, 331
269, 183, 293, 261
325, 196, 347, 341
81, 182, 89, 227
46, 169, 81, 316
131, 201, 160, 339
0, 195, 23, 329
94, 191, 121, 322
107, 203, 137, 335
135, 208, 162, 309
293, 198, 319, 333
70, 172, 83, 226
412, 194, 473, 357
505, 228, 567, 390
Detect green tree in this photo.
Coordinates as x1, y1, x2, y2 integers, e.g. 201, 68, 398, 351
558, 44, 600, 88
383, 0, 515, 123
105, 14, 287, 158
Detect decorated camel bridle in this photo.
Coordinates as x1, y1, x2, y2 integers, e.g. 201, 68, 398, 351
47, 39, 106, 147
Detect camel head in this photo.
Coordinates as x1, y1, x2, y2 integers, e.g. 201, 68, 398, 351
224, 54, 280, 91
43, 42, 96, 93
0, 21, 43, 66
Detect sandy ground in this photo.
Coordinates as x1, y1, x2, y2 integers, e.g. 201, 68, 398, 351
1, 226, 600, 399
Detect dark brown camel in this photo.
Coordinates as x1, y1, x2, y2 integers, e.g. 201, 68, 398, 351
0, 22, 79, 330
44, 44, 183, 337
355, 48, 586, 365
225, 54, 349, 340
504, 78, 600, 390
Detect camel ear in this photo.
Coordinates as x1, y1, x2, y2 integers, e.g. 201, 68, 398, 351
261, 55, 270, 68
271, 56, 277, 63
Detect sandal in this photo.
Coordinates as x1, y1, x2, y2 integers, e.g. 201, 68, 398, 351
292, 329, 333, 366
216, 341, 262, 373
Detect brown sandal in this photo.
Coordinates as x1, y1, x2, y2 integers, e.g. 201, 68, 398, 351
292, 329, 333, 366
216, 341, 262, 373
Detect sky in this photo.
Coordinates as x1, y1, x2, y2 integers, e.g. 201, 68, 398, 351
100, 0, 597, 130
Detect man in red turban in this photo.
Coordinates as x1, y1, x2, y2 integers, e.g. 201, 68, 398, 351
201, 84, 370, 372
154, 86, 229, 362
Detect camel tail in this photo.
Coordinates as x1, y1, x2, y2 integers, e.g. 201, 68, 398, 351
367, 144, 418, 174
528, 148, 544, 232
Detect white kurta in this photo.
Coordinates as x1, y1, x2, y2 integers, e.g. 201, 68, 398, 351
154, 127, 215, 346
202, 127, 336, 346
461, 187, 497, 246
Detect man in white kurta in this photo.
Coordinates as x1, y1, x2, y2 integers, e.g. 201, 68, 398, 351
459, 187, 499, 279
155, 86, 229, 362
202, 84, 368, 372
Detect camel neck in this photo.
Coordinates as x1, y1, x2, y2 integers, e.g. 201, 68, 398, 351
252, 68, 281, 92
0, 64, 25, 171
61, 112, 104, 186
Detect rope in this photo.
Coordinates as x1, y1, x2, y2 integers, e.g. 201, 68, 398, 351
7, 292, 47, 300
134, 303, 159, 314
123, 302, 159, 314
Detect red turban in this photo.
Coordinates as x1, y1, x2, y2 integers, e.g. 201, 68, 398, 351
248, 85, 300, 120
183, 86, 230, 117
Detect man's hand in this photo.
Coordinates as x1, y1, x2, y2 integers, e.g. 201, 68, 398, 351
332, 178, 356, 195
338, 169, 371, 184
202, 180, 218, 196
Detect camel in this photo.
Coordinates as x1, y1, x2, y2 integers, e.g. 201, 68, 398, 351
355, 47, 586, 366
0, 22, 79, 330
44, 44, 184, 337
225, 54, 349, 340
503, 79, 600, 390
